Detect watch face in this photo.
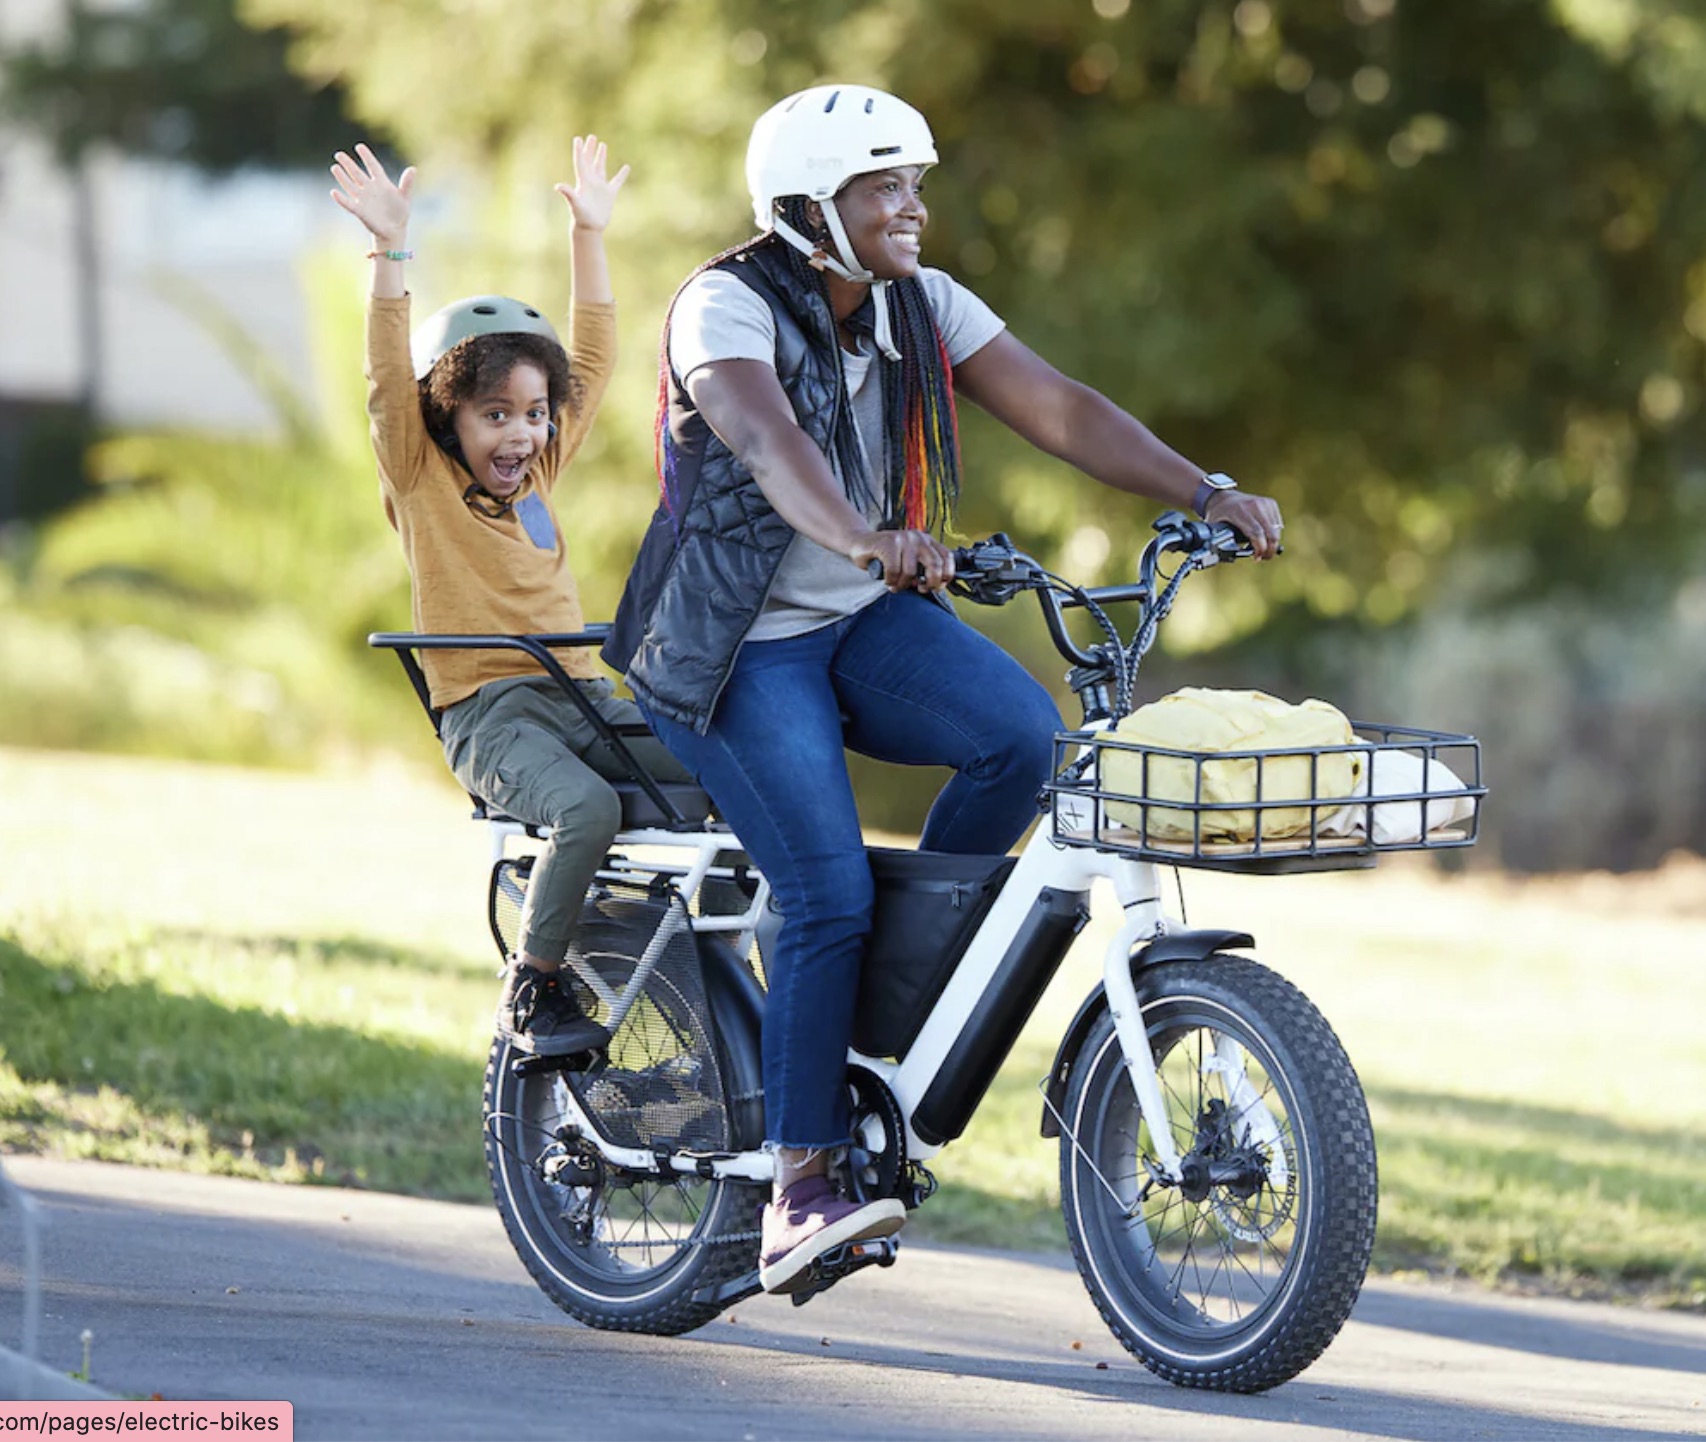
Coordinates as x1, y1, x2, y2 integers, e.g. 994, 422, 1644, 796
1204, 472, 1236, 490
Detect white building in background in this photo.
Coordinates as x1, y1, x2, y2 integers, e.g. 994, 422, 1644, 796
0, 0, 340, 436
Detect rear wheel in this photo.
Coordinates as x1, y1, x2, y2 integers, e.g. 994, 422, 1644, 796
1058, 956, 1376, 1391
483, 893, 764, 1335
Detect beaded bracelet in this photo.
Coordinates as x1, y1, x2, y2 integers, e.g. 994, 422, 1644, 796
365, 248, 414, 262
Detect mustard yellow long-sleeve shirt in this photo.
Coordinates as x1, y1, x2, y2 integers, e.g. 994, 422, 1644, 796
366, 294, 613, 708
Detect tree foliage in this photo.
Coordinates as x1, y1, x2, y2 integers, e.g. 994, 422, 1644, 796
10, 0, 1705, 864
0, 0, 375, 170
238, 0, 1706, 639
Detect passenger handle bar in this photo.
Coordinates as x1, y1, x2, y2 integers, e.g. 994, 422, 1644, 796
365, 627, 697, 828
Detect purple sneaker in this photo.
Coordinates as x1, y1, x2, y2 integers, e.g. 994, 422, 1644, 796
759, 1176, 905, 1295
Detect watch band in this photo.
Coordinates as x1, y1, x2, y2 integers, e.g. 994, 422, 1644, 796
1192, 472, 1238, 520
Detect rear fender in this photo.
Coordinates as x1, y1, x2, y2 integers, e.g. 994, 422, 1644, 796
1038, 928, 1254, 1139
699, 935, 766, 1151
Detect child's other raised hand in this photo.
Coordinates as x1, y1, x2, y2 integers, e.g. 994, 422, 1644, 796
330, 143, 415, 244
555, 135, 630, 233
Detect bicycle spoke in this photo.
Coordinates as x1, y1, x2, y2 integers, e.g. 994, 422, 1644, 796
1087, 1010, 1311, 1333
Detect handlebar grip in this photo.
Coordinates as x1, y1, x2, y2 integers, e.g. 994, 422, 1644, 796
1211, 521, 1280, 558
1210, 521, 1248, 554
866, 551, 977, 582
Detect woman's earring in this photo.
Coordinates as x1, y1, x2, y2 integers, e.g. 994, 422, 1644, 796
547, 421, 559, 439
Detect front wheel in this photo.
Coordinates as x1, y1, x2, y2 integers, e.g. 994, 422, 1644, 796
1058, 956, 1377, 1392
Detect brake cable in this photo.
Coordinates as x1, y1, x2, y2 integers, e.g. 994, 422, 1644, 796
1123, 550, 1205, 687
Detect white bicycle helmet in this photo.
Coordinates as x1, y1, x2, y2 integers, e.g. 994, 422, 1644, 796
746, 84, 937, 294
409, 295, 562, 380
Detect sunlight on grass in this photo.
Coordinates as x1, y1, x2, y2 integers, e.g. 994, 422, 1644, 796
0, 922, 493, 1200
3, 746, 1704, 1306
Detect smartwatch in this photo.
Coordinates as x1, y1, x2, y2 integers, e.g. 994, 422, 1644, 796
1192, 472, 1238, 519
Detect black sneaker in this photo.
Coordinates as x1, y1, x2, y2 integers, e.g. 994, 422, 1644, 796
498, 963, 609, 1058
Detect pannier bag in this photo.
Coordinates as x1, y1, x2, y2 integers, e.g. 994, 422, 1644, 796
853, 847, 1016, 1060
1101, 688, 1362, 841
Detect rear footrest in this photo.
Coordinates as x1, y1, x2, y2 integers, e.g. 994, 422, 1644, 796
510, 1048, 605, 1077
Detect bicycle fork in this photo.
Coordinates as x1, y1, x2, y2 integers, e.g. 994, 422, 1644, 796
1093, 861, 1280, 1199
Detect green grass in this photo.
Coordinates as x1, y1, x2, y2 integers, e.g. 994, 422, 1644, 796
2, 745, 1703, 1310
0, 923, 489, 1198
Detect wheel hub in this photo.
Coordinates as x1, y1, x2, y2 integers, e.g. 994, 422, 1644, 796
1175, 1098, 1270, 1204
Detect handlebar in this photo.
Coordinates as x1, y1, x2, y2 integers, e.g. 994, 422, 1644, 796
870, 512, 1251, 651
866, 510, 1261, 722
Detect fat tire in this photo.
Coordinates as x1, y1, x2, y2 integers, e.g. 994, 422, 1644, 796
1058, 956, 1377, 1392
483, 917, 764, 1336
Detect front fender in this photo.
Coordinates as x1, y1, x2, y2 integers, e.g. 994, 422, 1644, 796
1038, 928, 1254, 1139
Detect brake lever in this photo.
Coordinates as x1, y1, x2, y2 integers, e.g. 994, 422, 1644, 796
948, 573, 1028, 605
1152, 511, 1263, 563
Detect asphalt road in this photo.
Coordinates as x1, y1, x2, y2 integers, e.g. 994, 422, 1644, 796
1, 1156, 1702, 1441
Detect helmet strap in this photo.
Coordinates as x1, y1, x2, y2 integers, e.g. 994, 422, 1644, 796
772, 214, 862, 281
817, 199, 873, 285
771, 207, 901, 362
461, 481, 514, 519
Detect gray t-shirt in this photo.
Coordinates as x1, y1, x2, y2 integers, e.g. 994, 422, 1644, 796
669, 265, 1005, 641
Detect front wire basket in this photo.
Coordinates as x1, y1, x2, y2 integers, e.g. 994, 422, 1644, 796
1046, 721, 1487, 875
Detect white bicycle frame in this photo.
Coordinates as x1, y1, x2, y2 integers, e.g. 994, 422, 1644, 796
491, 797, 1271, 1194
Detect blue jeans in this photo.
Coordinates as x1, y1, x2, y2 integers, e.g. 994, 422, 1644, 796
640, 591, 1061, 1148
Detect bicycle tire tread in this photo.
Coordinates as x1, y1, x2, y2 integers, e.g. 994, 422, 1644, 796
1061, 955, 1377, 1393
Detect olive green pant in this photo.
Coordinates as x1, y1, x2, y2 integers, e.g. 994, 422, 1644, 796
439, 675, 693, 963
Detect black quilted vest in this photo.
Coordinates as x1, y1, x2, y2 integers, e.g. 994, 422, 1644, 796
603, 243, 849, 732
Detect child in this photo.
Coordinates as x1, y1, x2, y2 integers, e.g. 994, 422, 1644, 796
331, 137, 691, 1058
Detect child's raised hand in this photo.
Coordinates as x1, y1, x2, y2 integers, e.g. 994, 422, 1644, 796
330, 143, 415, 244
555, 135, 630, 233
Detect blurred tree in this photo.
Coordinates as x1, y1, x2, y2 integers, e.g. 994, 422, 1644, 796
244, 0, 1706, 638
0, 0, 385, 521
19, 0, 1691, 860
0, 0, 376, 172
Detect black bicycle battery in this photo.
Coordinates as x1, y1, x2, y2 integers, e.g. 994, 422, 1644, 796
909, 886, 1090, 1147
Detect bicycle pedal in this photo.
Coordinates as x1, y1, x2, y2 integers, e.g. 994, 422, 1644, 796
787, 1235, 900, 1307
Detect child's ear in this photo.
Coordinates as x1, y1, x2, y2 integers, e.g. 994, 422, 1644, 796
436, 431, 462, 454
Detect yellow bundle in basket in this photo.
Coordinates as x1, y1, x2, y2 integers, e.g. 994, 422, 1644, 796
1101, 688, 1362, 841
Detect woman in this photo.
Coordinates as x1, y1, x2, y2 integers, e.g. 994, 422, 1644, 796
604, 84, 1285, 1294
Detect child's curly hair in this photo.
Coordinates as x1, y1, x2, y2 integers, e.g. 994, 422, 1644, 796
418, 333, 577, 443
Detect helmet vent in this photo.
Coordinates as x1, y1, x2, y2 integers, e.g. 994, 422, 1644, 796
871, 145, 901, 157
824, 89, 840, 112
473, 304, 498, 315
864, 97, 875, 113
525, 307, 541, 317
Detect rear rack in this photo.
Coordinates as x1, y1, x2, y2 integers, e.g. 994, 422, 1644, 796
1045, 721, 1486, 875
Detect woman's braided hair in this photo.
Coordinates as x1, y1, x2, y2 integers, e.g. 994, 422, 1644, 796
655, 193, 961, 531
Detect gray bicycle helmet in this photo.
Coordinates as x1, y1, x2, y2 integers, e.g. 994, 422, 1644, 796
409, 295, 563, 380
